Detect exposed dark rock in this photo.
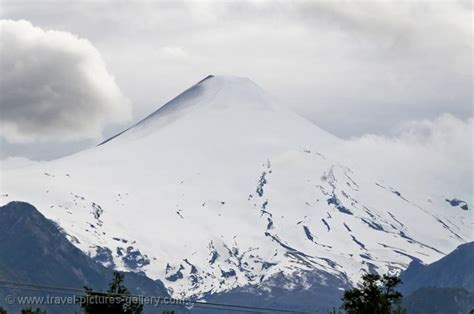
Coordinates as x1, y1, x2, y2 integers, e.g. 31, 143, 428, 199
446, 198, 470, 210
321, 218, 330, 231
122, 246, 151, 270
92, 246, 115, 268
221, 268, 236, 278
256, 172, 267, 197
166, 264, 185, 282
303, 225, 314, 241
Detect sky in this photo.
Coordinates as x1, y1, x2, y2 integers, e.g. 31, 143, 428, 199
0, 0, 472, 195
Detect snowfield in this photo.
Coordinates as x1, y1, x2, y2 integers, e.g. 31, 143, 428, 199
1, 75, 472, 298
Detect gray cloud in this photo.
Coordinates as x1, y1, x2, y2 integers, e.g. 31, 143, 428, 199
0, 19, 131, 143
0, 1, 471, 161
2, 1, 471, 139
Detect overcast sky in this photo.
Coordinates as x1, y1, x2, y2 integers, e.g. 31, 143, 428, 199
0, 0, 472, 169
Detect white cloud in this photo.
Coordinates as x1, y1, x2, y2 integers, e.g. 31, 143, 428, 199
159, 46, 189, 60
343, 114, 473, 202
0, 20, 132, 143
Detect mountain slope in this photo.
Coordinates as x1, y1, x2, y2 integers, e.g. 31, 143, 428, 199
1, 75, 472, 300
0, 201, 170, 313
398, 242, 474, 314
403, 288, 474, 314
400, 241, 474, 294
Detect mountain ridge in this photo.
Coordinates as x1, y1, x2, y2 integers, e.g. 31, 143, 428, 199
0, 201, 172, 314
99, 74, 281, 146
99, 75, 216, 146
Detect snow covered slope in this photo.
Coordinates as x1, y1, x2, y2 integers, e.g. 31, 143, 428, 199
1, 75, 472, 298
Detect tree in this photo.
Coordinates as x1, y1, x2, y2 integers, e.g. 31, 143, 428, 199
0, 306, 6, 314
80, 271, 143, 314
341, 273, 405, 314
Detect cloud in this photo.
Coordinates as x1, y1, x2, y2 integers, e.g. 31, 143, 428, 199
0, 2, 471, 160
273, 0, 472, 136
343, 114, 473, 202
159, 46, 189, 60
0, 19, 131, 143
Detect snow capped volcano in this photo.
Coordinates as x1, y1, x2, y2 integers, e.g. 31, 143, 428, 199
100, 75, 286, 145
1, 75, 471, 298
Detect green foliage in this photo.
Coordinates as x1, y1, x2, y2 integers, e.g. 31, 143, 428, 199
80, 271, 143, 314
341, 273, 405, 314
0, 306, 6, 314
20, 308, 46, 314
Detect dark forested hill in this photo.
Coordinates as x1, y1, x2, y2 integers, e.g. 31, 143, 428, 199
403, 287, 474, 314
400, 241, 474, 294
0, 201, 171, 313
400, 241, 474, 314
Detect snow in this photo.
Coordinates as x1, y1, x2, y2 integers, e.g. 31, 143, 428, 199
1, 75, 472, 298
